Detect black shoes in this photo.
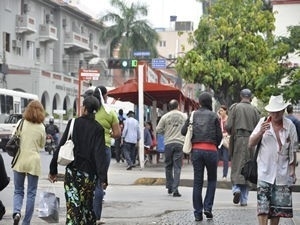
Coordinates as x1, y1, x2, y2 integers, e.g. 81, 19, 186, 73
204, 211, 213, 219
173, 192, 181, 197
0, 201, 5, 220
167, 189, 172, 194
195, 216, 203, 222
195, 211, 212, 222
13, 213, 21, 225
126, 165, 133, 170
233, 191, 241, 204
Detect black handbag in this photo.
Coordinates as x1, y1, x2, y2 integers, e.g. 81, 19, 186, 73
241, 157, 258, 184
241, 117, 267, 184
5, 119, 24, 157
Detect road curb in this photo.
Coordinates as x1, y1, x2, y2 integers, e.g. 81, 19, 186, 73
134, 177, 300, 192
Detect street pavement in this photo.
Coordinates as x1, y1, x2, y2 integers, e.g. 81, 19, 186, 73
0, 151, 300, 225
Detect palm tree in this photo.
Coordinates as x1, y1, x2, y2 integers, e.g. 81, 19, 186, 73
99, 0, 159, 58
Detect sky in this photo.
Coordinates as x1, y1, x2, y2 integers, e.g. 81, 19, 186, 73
77, 0, 203, 29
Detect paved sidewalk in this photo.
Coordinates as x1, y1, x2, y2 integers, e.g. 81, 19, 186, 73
1, 154, 299, 225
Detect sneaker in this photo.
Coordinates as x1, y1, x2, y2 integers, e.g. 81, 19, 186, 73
167, 188, 172, 194
233, 191, 241, 204
96, 220, 105, 224
173, 192, 181, 197
126, 165, 132, 170
240, 203, 248, 207
204, 211, 213, 219
195, 216, 203, 221
222, 177, 227, 181
13, 213, 21, 225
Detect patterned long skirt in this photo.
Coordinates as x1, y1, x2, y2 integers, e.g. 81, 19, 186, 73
64, 167, 96, 225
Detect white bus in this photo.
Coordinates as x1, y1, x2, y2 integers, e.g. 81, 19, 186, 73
0, 88, 38, 123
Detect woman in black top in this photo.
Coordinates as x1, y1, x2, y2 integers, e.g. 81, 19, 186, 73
49, 96, 106, 225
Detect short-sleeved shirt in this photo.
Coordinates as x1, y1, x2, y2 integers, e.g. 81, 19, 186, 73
250, 117, 297, 185
95, 106, 119, 147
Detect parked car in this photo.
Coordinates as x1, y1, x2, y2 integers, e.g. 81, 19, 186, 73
0, 114, 22, 151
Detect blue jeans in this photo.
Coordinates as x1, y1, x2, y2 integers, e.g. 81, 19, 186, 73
13, 171, 38, 225
218, 145, 229, 177
232, 184, 249, 205
164, 143, 183, 193
123, 142, 136, 167
191, 149, 218, 218
93, 146, 111, 220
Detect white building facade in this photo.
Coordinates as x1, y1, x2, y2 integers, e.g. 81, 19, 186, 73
0, 0, 110, 117
272, 0, 300, 66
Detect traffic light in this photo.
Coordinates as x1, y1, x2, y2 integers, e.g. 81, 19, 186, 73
107, 59, 138, 69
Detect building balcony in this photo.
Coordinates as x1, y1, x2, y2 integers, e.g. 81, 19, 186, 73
64, 32, 90, 52
84, 41, 100, 58
39, 24, 58, 42
16, 14, 37, 34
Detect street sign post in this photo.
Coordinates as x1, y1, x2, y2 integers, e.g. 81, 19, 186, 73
151, 58, 167, 69
80, 69, 100, 80
78, 69, 100, 117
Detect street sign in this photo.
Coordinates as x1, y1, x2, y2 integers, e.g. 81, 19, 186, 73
133, 51, 150, 57
53, 109, 66, 115
80, 69, 100, 80
151, 58, 166, 69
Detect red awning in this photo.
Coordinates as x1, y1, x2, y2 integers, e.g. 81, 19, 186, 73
107, 79, 184, 108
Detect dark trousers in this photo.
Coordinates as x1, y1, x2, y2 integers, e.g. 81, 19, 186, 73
123, 142, 137, 166
191, 149, 218, 218
164, 143, 183, 193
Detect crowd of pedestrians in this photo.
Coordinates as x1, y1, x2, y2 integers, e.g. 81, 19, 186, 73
0, 87, 299, 225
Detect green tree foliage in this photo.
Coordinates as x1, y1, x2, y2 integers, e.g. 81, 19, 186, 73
98, 0, 159, 58
260, 25, 300, 104
177, 0, 281, 106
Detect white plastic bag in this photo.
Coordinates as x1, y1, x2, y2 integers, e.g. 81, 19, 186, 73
38, 191, 60, 223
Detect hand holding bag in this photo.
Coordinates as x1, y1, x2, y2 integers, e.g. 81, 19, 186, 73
5, 119, 24, 157
182, 111, 194, 154
57, 118, 75, 166
241, 117, 267, 184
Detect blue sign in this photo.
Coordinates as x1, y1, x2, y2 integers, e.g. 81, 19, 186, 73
133, 51, 150, 57
151, 58, 166, 69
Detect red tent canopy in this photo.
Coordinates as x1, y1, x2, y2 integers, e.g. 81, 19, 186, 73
107, 79, 186, 108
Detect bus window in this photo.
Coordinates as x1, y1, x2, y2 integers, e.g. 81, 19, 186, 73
0, 94, 5, 114
14, 102, 20, 114
21, 98, 28, 112
5, 95, 13, 114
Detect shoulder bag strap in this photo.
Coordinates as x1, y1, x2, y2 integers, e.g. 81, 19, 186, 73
15, 119, 24, 135
254, 117, 268, 160
190, 111, 194, 124
67, 118, 75, 140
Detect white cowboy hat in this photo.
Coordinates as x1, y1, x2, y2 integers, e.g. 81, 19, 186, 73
265, 95, 289, 112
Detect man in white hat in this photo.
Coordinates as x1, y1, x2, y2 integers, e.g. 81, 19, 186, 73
249, 94, 298, 225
